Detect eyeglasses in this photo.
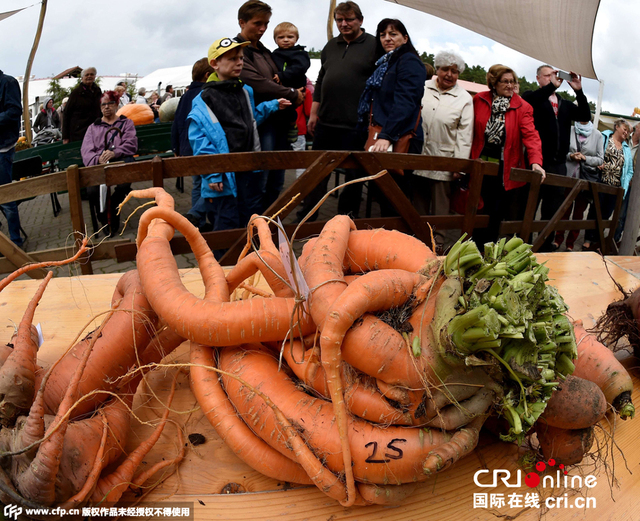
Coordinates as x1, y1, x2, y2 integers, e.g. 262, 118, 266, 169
498, 80, 517, 85
101, 101, 116, 107
335, 17, 357, 24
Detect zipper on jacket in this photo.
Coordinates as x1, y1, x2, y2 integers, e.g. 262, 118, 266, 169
342, 43, 349, 59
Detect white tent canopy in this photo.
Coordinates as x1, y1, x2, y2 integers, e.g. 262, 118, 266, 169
386, 0, 601, 79
137, 66, 193, 93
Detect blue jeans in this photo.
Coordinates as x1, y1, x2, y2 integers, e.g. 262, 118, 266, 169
0, 149, 23, 247
236, 171, 265, 228
258, 118, 288, 211
191, 175, 202, 208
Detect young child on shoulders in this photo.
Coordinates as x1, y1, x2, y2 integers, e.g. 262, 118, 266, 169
187, 36, 290, 247
271, 22, 310, 90
272, 22, 310, 143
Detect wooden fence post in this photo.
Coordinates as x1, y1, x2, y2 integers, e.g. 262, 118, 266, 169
461, 160, 484, 237
66, 164, 93, 275
152, 156, 164, 188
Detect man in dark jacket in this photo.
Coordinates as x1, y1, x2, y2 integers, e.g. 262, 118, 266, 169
236, 0, 304, 213
522, 65, 591, 250
62, 67, 102, 144
172, 57, 215, 229
296, 1, 377, 221
0, 70, 24, 247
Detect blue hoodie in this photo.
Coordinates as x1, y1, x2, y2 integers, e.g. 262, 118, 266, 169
602, 130, 634, 196
187, 82, 278, 199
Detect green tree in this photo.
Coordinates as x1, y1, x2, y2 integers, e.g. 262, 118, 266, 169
126, 82, 136, 99
45, 78, 71, 107
460, 64, 487, 84
308, 47, 322, 59
556, 91, 597, 112
420, 52, 434, 66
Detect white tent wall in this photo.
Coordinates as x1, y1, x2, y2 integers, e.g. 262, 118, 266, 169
386, 0, 601, 79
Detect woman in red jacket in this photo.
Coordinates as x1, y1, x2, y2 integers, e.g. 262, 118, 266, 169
471, 64, 545, 245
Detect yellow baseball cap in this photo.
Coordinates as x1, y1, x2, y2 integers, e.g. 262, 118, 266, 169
208, 37, 250, 62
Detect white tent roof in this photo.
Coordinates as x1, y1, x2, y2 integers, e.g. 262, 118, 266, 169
387, 0, 601, 79
137, 66, 193, 92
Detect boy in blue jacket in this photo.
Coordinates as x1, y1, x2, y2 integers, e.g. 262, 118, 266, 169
187, 37, 290, 238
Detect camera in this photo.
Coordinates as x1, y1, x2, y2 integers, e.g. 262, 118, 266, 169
556, 70, 572, 82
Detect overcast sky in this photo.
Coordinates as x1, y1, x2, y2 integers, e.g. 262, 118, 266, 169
0, 0, 636, 115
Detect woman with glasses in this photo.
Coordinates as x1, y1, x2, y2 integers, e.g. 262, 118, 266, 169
470, 64, 545, 245
356, 18, 426, 216
81, 90, 138, 235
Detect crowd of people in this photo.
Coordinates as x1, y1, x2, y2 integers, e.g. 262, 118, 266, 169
1, 0, 638, 254
176, 0, 638, 254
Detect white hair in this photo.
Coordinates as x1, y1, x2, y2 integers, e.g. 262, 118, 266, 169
81, 67, 97, 78
434, 51, 466, 74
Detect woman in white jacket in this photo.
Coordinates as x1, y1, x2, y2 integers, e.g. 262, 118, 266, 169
413, 50, 473, 249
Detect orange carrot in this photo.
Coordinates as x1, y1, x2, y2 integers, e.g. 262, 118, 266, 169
573, 321, 635, 418
0, 272, 52, 424
301, 214, 354, 329
535, 423, 595, 466
319, 269, 434, 505
132, 205, 315, 345
539, 375, 607, 430
43, 271, 160, 418
0, 237, 89, 293
189, 342, 313, 485
218, 344, 476, 485
91, 372, 180, 504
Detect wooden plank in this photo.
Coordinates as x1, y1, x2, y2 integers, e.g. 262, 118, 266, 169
78, 165, 106, 189
218, 151, 350, 265
0, 171, 67, 205
105, 160, 155, 185
362, 153, 490, 176
0, 231, 48, 279
510, 169, 580, 189
162, 151, 324, 179
0, 238, 131, 275
532, 180, 585, 252
501, 218, 612, 235
66, 164, 92, 275
353, 152, 434, 247
152, 155, 164, 188
1, 256, 639, 520
515, 167, 542, 242
460, 159, 485, 236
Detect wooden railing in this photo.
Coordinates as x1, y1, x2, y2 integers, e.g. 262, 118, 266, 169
0, 151, 623, 277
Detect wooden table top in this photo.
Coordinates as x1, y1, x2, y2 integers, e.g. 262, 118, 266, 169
1, 252, 638, 520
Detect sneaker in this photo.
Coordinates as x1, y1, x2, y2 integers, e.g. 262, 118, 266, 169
185, 213, 200, 227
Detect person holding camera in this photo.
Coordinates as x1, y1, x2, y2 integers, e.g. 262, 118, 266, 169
522, 65, 591, 251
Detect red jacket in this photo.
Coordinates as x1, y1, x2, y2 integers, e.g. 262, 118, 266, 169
296, 81, 314, 136
471, 91, 543, 191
